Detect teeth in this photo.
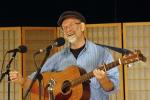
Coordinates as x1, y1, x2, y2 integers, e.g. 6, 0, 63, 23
68, 35, 74, 38
68, 33, 74, 36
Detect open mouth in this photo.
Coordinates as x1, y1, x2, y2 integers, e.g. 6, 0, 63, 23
67, 34, 76, 40
66, 33, 76, 39
67, 33, 74, 36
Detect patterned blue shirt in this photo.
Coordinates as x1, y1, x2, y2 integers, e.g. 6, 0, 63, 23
29, 40, 119, 100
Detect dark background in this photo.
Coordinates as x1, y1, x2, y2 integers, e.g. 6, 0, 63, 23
0, 0, 150, 26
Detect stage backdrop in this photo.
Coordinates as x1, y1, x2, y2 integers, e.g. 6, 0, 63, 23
0, 22, 150, 100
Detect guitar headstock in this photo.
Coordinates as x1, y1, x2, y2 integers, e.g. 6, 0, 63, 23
121, 50, 146, 66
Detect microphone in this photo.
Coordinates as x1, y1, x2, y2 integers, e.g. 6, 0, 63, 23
7, 45, 28, 53
34, 37, 65, 55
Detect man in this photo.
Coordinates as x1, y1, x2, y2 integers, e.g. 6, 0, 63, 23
10, 11, 119, 100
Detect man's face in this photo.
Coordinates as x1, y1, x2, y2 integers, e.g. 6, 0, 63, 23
61, 18, 83, 43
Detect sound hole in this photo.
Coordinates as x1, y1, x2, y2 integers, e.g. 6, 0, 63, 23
61, 80, 71, 94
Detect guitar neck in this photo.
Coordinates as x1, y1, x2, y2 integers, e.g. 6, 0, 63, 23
71, 60, 120, 87
71, 49, 146, 87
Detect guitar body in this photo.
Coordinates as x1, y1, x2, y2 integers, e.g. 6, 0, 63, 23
30, 65, 90, 100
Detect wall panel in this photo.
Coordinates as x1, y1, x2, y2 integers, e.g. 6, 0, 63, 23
21, 27, 57, 99
123, 22, 150, 100
85, 23, 123, 100
0, 27, 22, 100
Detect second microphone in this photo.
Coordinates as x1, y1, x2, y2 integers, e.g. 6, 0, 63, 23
34, 37, 65, 55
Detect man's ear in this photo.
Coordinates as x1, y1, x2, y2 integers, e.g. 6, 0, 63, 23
80, 22, 85, 32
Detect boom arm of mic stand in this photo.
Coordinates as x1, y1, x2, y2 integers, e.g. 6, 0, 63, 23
23, 51, 50, 100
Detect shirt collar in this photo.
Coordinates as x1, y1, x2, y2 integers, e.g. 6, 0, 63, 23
64, 39, 89, 55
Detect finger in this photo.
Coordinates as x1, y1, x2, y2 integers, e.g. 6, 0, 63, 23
10, 77, 18, 81
94, 69, 105, 74
10, 71, 18, 74
9, 74, 17, 78
93, 69, 106, 79
9, 72, 19, 81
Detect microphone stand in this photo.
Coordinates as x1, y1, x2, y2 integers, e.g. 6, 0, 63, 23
0, 52, 17, 100
23, 49, 50, 100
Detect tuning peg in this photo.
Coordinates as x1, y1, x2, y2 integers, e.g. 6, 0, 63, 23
127, 63, 133, 68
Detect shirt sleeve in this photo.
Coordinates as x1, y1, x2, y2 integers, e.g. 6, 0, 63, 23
28, 52, 60, 79
99, 48, 119, 95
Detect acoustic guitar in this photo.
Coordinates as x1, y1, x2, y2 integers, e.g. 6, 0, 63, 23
30, 50, 146, 100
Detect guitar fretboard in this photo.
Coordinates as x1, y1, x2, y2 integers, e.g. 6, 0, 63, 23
71, 60, 120, 87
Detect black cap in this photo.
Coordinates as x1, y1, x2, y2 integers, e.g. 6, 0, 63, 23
57, 11, 86, 26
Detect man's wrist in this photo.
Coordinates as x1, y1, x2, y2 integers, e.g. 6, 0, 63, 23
99, 76, 114, 91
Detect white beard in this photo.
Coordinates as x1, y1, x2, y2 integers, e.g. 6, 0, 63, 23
66, 35, 77, 43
